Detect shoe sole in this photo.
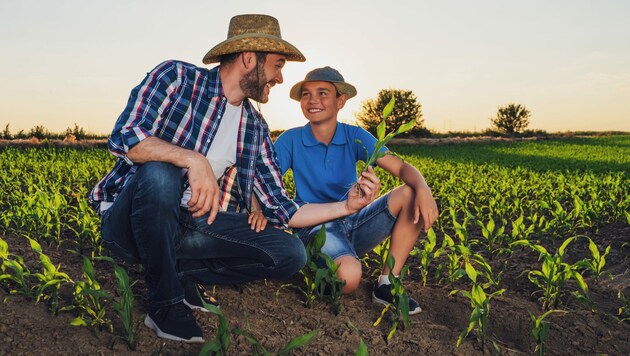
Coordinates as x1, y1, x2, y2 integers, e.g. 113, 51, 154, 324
372, 292, 422, 315
144, 315, 204, 343
183, 299, 219, 313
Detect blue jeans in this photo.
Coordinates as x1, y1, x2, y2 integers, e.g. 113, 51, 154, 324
100, 162, 306, 308
296, 194, 396, 261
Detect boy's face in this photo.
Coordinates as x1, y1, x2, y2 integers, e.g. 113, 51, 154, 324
299, 81, 347, 125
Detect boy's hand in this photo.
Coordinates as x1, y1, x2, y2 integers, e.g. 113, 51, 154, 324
248, 210, 268, 232
415, 187, 438, 232
347, 166, 381, 213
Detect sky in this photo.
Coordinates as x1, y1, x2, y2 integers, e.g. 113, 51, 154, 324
1, 0, 629, 135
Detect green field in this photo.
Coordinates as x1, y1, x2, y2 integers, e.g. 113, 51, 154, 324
1, 135, 629, 354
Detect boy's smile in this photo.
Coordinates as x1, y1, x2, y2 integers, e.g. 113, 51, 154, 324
300, 81, 347, 125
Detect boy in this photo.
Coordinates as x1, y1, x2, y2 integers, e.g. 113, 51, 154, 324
273, 66, 438, 314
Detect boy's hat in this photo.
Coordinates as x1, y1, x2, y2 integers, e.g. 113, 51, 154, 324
290, 66, 357, 101
203, 14, 306, 64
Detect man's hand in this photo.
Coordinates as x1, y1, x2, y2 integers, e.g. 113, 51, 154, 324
186, 153, 220, 224
346, 166, 381, 213
414, 187, 439, 232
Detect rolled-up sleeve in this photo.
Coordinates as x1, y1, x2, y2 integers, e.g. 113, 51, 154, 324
253, 133, 301, 228
107, 60, 182, 163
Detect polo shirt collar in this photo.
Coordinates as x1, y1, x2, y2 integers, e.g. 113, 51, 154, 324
302, 122, 346, 146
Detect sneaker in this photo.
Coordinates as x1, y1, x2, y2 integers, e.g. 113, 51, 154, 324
372, 282, 422, 315
144, 302, 204, 343
183, 281, 219, 312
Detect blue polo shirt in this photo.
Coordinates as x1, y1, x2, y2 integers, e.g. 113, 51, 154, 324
274, 122, 385, 204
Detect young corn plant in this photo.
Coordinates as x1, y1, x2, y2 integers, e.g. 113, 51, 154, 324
529, 309, 567, 356
94, 255, 139, 350
450, 261, 505, 351
62, 256, 113, 332
417, 228, 438, 285
200, 302, 318, 356
574, 235, 611, 283
27, 236, 73, 315
511, 237, 589, 310
363, 237, 391, 277
354, 96, 415, 194
0, 237, 32, 298
477, 217, 509, 258
373, 255, 411, 342
293, 226, 345, 313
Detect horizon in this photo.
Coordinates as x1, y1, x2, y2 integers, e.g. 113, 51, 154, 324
1, 1, 629, 134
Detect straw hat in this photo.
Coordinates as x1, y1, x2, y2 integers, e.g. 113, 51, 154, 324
202, 14, 306, 64
289, 66, 357, 101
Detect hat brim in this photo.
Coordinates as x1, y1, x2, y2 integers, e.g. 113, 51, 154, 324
290, 80, 357, 101
203, 33, 305, 64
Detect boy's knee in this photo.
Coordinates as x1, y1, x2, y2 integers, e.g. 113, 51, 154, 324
336, 257, 362, 294
388, 184, 415, 213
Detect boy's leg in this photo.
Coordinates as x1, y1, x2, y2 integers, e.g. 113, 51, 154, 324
175, 211, 307, 285
382, 185, 423, 275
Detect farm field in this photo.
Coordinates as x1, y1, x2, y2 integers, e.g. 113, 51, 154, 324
1, 135, 629, 355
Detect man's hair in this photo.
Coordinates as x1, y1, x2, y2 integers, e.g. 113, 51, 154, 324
220, 52, 268, 65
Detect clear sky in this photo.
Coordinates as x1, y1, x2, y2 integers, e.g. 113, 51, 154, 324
1, 0, 629, 135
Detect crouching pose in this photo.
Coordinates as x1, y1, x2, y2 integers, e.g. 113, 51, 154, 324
273, 66, 439, 314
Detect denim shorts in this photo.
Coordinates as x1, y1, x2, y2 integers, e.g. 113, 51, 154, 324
296, 193, 396, 261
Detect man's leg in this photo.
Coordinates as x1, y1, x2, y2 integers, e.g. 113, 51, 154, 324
101, 162, 203, 342
175, 211, 307, 285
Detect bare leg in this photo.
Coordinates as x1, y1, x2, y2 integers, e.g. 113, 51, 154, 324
334, 255, 363, 294
383, 185, 423, 276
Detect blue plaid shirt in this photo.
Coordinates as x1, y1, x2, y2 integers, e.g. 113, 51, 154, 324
89, 60, 299, 228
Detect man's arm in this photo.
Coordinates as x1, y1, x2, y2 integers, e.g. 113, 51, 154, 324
287, 166, 381, 228
127, 136, 220, 223
376, 154, 438, 231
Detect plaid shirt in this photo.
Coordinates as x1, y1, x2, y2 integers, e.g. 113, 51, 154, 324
88, 60, 299, 228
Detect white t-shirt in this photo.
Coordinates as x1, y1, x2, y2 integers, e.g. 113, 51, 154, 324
180, 102, 242, 207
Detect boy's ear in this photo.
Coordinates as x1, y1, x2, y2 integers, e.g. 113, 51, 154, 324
337, 94, 348, 110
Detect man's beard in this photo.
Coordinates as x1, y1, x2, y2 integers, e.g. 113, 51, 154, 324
240, 62, 268, 103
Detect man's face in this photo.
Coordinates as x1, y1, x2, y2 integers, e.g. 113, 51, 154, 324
240, 53, 286, 103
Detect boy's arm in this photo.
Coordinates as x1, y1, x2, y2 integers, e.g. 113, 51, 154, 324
287, 166, 381, 228
376, 154, 438, 231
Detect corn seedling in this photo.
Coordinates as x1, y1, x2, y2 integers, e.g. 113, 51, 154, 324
574, 235, 611, 283
418, 228, 437, 285
63, 255, 113, 332
27, 236, 73, 314
363, 237, 391, 277
200, 302, 318, 356
355, 339, 369, 356
293, 226, 345, 313
530, 309, 567, 356
95, 255, 139, 350
373, 255, 411, 342
511, 237, 589, 310
354, 96, 415, 195
477, 217, 509, 258
450, 261, 505, 350
0, 237, 32, 297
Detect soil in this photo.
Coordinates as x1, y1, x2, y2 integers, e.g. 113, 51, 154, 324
1, 221, 629, 356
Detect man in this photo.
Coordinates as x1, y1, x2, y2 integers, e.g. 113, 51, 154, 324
89, 15, 380, 343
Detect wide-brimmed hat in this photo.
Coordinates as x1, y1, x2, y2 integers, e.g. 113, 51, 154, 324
202, 14, 306, 64
289, 66, 357, 101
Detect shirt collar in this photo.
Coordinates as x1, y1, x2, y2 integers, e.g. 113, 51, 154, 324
207, 65, 225, 99
302, 122, 345, 146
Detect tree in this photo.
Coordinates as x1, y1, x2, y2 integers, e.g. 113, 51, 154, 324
490, 103, 531, 134
355, 89, 425, 137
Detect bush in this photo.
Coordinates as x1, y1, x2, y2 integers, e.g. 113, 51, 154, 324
355, 89, 425, 137
490, 103, 531, 134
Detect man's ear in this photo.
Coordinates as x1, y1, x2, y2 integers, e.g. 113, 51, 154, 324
241, 52, 256, 70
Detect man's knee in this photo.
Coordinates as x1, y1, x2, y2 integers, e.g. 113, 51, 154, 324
134, 162, 183, 205
275, 236, 307, 276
